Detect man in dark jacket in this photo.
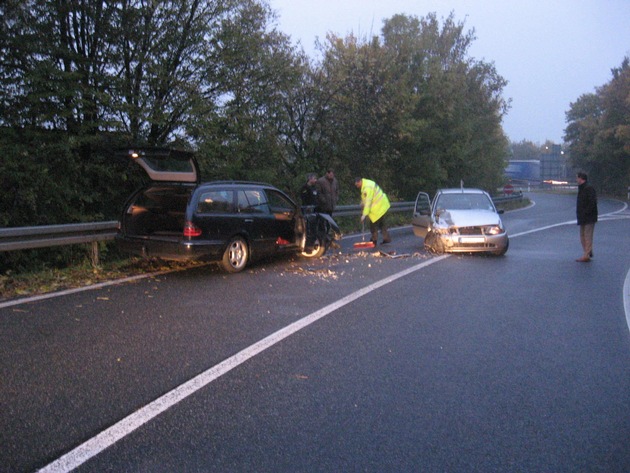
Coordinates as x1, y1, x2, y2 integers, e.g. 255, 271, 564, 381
300, 173, 318, 208
575, 171, 598, 262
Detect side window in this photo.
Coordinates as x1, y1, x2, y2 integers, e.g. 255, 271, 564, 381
196, 190, 235, 214
266, 190, 295, 213
237, 190, 269, 214
266, 189, 296, 220
414, 192, 431, 216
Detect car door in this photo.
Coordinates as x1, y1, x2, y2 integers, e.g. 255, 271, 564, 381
236, 189, 277, 257
193, 188, 241, 245
264, 189, 300, 248
412, 192, 432, 238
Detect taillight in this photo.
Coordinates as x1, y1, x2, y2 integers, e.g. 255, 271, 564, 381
183, 221, 202, 237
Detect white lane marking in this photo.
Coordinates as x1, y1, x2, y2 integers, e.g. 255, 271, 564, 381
511, 221, 575, 238
0, 273, 164, 310
39, 255, 450, 472
611, 203, 630, 336
508, 201, 628, 239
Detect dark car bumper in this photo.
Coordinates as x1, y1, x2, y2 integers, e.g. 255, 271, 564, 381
115, 235, 223, 261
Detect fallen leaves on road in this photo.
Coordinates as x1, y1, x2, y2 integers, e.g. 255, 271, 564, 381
1, 248, 432, 303
0, 258, 205, 303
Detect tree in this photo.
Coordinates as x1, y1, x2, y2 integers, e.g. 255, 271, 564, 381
308, 13, 510, 201
0, 0, 299, 271
191, 0, 305, 188
111, 0, 238, 145
314, 33, 405, 198
510, 140, 540, 160
381, 13, 510, 197
0, 1, 291, 225
565, 57, 630, 194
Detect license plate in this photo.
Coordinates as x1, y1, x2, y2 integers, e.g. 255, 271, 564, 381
459, 236, 485, 243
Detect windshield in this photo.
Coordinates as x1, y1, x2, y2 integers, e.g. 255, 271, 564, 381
435, 193, 494, 211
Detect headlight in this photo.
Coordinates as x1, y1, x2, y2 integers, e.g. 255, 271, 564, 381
485, 225, 503, 235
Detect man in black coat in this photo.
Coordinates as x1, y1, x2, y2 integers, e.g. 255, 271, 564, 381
575, 171, 598, 262
300, 173, 318, 208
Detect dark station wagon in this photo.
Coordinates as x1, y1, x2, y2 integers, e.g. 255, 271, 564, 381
116, 148, 341, 272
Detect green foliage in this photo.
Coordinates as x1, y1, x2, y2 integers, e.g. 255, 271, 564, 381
312, 12, 510, 201
565, 57, 630, 195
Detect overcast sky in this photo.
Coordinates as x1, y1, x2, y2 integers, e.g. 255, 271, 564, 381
269, 0, 630, 145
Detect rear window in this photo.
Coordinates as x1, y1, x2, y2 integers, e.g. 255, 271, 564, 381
142, 155, 195, 173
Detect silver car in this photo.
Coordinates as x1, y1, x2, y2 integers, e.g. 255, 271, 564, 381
412, 188, 509, 255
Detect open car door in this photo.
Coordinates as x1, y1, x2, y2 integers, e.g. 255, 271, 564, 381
117, 147, 200, 184
412, 192, 432, 238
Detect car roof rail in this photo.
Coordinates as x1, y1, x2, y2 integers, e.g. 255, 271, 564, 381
204, 180, 274, 187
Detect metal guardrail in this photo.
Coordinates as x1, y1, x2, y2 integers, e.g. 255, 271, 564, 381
0, 221, 119, 252
334, 201, 415, 217
0, 193, 522, 253
492, 191, 524, 205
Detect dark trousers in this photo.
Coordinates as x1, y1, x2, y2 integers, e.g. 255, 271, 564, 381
370, 214, 390, 243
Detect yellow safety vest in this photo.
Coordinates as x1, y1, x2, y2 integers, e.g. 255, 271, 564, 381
361, 179, 390, 222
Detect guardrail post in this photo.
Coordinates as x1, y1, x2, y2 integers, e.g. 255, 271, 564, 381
89, 242, 100, 268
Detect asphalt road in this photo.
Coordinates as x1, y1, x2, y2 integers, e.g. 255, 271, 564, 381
1, 192, 630, 472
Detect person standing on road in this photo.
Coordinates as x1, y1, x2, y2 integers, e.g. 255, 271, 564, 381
354, 177, 391, 246
316, 169, 339, 216
300, 173, 319, 208
576, 171, 598, 262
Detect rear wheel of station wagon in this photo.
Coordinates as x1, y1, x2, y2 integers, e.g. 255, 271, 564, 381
221, 236, 249, 273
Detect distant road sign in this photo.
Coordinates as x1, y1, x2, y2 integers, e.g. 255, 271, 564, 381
503, 183, 514, 195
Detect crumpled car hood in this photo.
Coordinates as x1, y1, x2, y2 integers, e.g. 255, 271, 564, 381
435, 209, 501, 228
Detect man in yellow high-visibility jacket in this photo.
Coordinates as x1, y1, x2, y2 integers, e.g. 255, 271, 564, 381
354, 177, 391, 245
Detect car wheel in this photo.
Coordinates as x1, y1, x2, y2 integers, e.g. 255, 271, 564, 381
301, 238, 325, 258
221, 236, 249, 273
